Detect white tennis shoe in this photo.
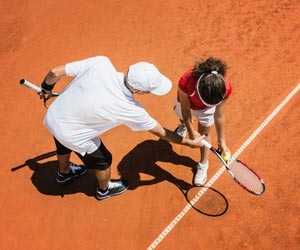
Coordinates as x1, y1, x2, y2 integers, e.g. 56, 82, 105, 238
194, 162, 209, 186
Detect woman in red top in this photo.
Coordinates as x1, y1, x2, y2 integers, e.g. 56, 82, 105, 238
174, 57, 232, 186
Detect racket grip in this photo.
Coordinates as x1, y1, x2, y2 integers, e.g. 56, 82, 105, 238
20, 79, 42, 93
201, 139, 212, 149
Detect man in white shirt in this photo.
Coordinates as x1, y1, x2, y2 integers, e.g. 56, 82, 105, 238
40, 56, 204, 200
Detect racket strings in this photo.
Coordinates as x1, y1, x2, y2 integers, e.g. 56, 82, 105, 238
229, 161, 264, 194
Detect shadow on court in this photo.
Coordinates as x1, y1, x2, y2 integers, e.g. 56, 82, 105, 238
118, 139, 229, 216
11, 139, 195, 197
11, 139, 229, 213
183, 186, 229, 217
11, 151, 97, 197
117, 139, 197, 191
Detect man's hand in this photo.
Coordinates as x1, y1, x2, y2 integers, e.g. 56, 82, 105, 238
39, 89, 53, 100
188, 135, 206, 148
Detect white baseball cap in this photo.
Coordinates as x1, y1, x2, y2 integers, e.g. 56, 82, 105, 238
127, 62, 172, 95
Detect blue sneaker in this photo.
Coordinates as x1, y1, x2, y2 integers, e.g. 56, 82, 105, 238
96, 180, 129, 200
56, 163, 87, 183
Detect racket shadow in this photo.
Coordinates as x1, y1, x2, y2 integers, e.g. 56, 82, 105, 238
182, 185, 229, 217
117, 139, 197, 191
11, 151, 96, 197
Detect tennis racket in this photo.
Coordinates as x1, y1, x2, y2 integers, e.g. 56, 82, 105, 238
20, 79, 59, 108
201, 140, 265, 195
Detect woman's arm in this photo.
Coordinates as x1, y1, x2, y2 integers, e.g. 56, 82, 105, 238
214, 99, 230, 153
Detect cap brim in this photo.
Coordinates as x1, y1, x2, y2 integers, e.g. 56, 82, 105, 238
151, 75, 172, 95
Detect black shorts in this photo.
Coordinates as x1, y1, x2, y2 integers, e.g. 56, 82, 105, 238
53, 137, 112, 170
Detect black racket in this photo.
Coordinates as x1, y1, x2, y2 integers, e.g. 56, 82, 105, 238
201, 140, 265, 195
20, 79, 59, 108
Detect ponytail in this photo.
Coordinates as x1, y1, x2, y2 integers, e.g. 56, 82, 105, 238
192, 57, 227, 78
193, 57, 227, 105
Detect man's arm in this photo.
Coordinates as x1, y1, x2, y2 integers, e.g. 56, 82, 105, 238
40, 65, 66, 97
149, 123, 204, 148
43, 65, 67, 85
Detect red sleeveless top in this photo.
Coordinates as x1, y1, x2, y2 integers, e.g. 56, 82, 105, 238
177, 69, 232, 110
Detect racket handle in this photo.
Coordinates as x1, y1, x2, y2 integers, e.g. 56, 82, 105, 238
201, 139, 212, 149
20, 79, 42, 93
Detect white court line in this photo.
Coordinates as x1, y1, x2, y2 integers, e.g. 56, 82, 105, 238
147, 83, 300, 250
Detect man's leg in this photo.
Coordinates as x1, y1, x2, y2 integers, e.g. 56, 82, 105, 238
95, 167, 111, 190
53, 137, 87, 183
78, 140, 128, 200
57, 153, 72, 173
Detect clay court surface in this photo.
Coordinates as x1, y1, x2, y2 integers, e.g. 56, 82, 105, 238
1, 0, 300, 249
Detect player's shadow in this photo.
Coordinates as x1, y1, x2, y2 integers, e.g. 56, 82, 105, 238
11, 151, 96, 197
117, 139, 197, 191
11, 139, 197, 197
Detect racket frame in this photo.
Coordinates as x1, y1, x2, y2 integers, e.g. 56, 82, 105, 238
201, 139, 265, 195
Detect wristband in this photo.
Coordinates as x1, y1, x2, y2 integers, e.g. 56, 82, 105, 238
41, 80, 55, 91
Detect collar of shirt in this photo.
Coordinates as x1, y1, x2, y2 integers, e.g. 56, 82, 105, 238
118, 72, 133, 97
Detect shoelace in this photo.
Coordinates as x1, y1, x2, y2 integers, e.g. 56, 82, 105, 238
195, 168, 205, 176
195, 163, 208, 175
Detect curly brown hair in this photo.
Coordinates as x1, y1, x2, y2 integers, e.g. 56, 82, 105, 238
192, 57, 228, 105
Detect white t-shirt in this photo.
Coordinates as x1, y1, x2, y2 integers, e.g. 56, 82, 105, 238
44, 56, 157, 155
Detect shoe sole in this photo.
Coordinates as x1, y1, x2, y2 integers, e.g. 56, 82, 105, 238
56, 168, 88, 184
96, 185, 129, 200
